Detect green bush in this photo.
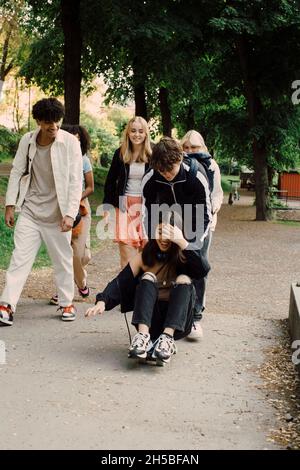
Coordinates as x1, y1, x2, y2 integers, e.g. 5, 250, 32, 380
93, 166, 109, 186
95, 127, 118, 163
80, 112, 119, 163
0, 126, 22, 161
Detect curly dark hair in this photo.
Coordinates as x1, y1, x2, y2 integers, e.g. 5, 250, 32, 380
32, 98, 65, 122
61, 124, 91, 155
150, 137, 183, 173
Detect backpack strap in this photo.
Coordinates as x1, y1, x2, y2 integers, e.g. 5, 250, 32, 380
184, 155, 209, 186
190, 153, 215, 193
24, 133, 34, 176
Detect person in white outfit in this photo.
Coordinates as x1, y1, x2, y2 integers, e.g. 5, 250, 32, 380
181, 130, 223, 340
49, 124, 94, 305
0, 98, 83, 326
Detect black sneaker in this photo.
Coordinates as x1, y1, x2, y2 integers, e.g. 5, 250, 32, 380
152, 333, 177, 366
0, 304, 14, 326
49, 294, 59, 306
128, 332, 151, 361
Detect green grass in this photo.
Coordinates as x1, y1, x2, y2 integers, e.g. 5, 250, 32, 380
221, 175, 239, 193
89, 180, 107, 252
0, 212, 16, 269
0, 177, 8, 197
89, 166, 108, 252
273, 219, 300, 227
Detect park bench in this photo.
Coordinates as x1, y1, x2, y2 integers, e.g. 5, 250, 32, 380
270, 188, 300, 211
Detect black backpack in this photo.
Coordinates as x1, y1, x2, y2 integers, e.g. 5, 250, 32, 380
183, 153, 214, 193
187, 152, 215, 193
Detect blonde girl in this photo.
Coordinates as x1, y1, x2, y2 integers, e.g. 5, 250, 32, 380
103, 117, 152, 268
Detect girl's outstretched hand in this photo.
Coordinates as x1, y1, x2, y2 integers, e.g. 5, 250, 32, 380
85, 301, 105, 317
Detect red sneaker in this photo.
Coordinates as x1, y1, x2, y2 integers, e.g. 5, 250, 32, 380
59, 304, 76, 322
0, 304, 14, 326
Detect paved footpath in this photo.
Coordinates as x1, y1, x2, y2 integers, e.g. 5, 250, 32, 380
1, 193, 298, 450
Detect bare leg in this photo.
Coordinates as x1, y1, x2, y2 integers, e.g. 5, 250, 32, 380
118, 242, 138, 269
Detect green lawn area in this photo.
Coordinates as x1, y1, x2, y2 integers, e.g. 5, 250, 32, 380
0, 166, 108, 271
273, 219, 300, 227
221, 175, 240, 193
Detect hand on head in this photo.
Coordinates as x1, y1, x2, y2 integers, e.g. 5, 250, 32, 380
156, 223, 184, 242
156, 223, 188, 251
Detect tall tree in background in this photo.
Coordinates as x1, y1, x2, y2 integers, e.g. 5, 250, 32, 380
19, 0, 65, 94
61, 0, 82, 123
210, 0, 300, 220
82, 0, 206, 129
0, 0, 27, 99
20, 0, 95, 123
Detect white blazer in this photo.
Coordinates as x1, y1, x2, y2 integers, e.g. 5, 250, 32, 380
5, 127, 83, 220
210, 159, 224, 232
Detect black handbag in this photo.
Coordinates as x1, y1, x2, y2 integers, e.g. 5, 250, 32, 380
72, 211, 82, 228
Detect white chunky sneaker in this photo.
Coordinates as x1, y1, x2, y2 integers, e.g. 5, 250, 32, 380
186, 321, 203, 341
128, 332, 151, 360
152, 333, 177, 366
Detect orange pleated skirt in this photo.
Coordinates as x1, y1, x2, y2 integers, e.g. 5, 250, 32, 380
114, 195, 147, 248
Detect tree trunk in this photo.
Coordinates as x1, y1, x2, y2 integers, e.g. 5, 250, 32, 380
158, 87, 172, 137
0, 26, 14, 82
61, 0, 82, 124
236, 36, 271, 220
13, 77, 21, 132
253, 140, 271, 220
134, 83, 148, 120
186, 104, 195, 131
132, 59, 148, 120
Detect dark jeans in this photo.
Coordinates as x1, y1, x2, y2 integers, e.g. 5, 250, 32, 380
193, 230, 212, 318
131, 279, 196, 341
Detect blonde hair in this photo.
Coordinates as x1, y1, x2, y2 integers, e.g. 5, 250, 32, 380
120, 116, 152, 164
181, 130, 208, 153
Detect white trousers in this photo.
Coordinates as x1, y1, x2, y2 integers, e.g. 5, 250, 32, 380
1, 215, 74, 311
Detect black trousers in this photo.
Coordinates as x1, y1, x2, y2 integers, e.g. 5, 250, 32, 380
193, 230, 212, 318
131, 279, 196, 341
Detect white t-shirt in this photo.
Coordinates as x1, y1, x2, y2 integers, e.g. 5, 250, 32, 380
22, 142, 62, 224
125, 162, 145, 196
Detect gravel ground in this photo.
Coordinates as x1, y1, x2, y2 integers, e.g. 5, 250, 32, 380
0, 190, 300, 449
